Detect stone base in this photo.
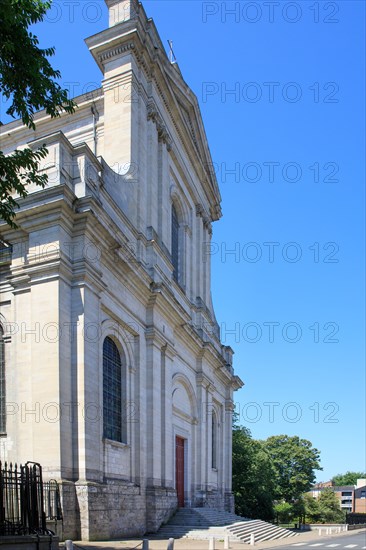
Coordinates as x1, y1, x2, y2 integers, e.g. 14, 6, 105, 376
146, 486, 177, 533
193, 490, 234, 512
59, 480, 178, 540
59, 481, 81, 540
76, 480, 146, 540
206, 491, 227, 511
58, 481, 233, 539
225, 491, 235, 513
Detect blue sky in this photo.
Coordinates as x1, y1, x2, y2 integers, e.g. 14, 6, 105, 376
1, 0, 365, 482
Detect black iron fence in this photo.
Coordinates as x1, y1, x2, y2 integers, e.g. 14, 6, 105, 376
346, 512, 366, 525
44, 480, 63, 523
0, 461, 62, 536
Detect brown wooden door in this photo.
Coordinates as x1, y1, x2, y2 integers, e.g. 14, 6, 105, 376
176, 436, 185, 507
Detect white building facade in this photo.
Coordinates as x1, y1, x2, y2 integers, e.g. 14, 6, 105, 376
0, 0, 243, 540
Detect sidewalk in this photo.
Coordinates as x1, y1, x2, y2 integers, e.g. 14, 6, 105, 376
66, 527, 366, 550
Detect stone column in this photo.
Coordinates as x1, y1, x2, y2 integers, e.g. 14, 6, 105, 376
162, 344, 176, 487
145, 329, 164, 486
195, 205, 204, 301
196, 369, 214, 502
224, 399, 234, 512
203, 219, 213, 307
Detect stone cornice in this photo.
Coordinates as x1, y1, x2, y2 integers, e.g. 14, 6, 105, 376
232, 375, 244, 391
98, 41, 136, 66
0, 91, 104, 149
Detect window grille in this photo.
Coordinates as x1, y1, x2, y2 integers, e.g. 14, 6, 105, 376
103, 337, 125, 442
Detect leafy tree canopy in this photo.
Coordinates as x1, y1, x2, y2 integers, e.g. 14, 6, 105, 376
304, 489, 345, 524
263, 435, 322, 502
0, 0, 75, 227
332, 472, 366, 486
232, 423, 275, 521
273, 501, 294, 523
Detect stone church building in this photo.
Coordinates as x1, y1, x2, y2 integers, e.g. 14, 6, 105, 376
0, 0, 243, 540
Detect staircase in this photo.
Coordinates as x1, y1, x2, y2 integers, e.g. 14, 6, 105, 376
156, 508, 299, 543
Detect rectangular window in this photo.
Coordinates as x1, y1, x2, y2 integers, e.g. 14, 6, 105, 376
103, 337, 123, 442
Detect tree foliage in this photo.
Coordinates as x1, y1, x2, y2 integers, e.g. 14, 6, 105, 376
232, 422, 275, 520
304, 489, 345, 524
232, 416, 324, 520
273, 501, 294, 523
263, 435, 322, 502
0, 0, 75, 227
332, 472, 366, 486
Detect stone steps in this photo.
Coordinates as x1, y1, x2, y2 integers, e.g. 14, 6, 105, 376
156, 507, 299, 543
227, 520, 298, 543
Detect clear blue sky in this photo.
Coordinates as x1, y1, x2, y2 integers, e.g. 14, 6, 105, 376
1, 0, 365, 482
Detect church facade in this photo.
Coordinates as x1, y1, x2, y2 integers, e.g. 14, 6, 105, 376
0, 0, 243, 540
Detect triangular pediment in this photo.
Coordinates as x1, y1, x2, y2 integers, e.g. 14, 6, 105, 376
161, 65, 221, 212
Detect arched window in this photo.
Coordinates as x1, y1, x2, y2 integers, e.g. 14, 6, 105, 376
103, 337, 126, 443
171, 204, 180, 283
212, 411, 217, 469
0, 326, 5, 434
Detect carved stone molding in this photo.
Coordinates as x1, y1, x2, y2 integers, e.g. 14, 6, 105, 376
98, 42, 135, 66
147, 100, 172, 150
195, 204, 204, 217
203, 216, 213, 236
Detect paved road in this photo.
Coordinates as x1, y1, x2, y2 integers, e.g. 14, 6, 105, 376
72, 529, 366, 550
265, 531, 366, 550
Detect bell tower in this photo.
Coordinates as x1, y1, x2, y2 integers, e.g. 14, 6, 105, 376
86, 0, 143, 182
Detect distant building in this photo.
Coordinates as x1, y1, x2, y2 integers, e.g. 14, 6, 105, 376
354, 479, 366, 514
310, 479, 366, 513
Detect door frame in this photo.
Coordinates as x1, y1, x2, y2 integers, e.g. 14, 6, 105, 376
175, 435, 185, 507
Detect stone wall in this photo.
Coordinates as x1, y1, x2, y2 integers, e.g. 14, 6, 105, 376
59, 481, 177, 540
59, 482, 81, 540
204, 491, 226, 512
145, 487, 177, 533
76, 480, 146, 540
225, 492, 235, 513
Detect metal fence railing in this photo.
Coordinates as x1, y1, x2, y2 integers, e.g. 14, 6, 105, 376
0, 461, 62, 536
346, 512, 366, 525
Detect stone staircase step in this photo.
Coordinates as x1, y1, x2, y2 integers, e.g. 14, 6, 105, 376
156, 507, 298, 543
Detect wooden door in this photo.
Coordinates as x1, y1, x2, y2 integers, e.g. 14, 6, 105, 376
175, 436, 185, 507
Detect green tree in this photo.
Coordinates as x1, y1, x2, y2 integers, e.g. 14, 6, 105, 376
304, 489, 345, 524
0, 0, 75, 227
317, 488, 345, 523
274, 501, 294, 523
232, 421, 275, 520
303, 493, 322, 523
263, 435, 322, 502
332, 472, 366, 486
